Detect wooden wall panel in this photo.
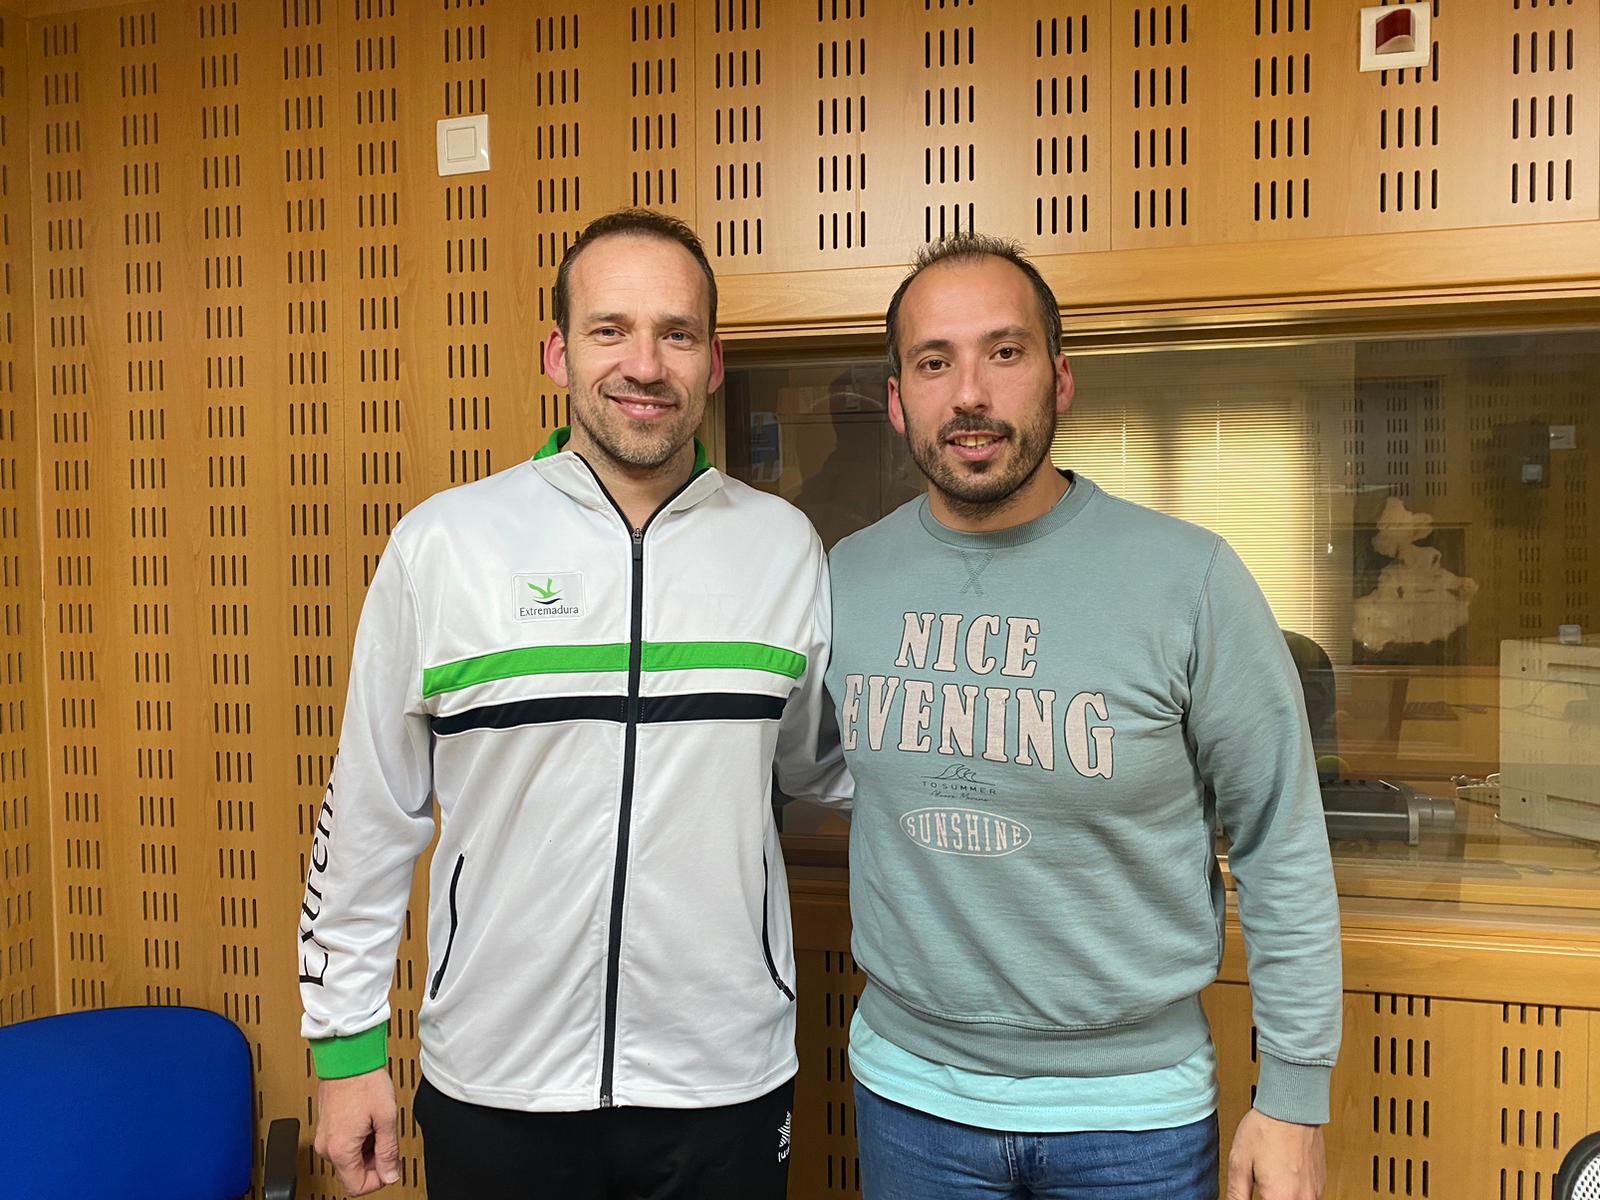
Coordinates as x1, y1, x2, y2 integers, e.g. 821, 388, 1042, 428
1111, 0, 1210, 247
1200, 980, 1259, 1144
1213, 0, 1600, 243
19, 5, 552, 1195
338, 9, 425, 1183
773, 1, 1111, 269
1016, 2, 1113, 256
439, 2, 500, 494
26, 1, 340, 1189
275, 4, 355, 1195
114, 0, 187, 1020
1363, 3, 1453, 234
793, 946, 863, 1200
528, 7, 582, 434
33, 13, 104, 1018
1429, 2, 1597, 229
779, 0, 872, 268
510, 0, 1600, 295
697, 0, 769, 267
1220, 2, 1336, 241
909, 2, 987, 247
627, 0, 695, 220
693, 0, 1119, 274
778, 0, 923, 270
0, 1, 49, 1031
344, 0, 408, 592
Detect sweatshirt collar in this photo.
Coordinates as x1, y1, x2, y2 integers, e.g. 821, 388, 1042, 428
916, 471, 1095, 549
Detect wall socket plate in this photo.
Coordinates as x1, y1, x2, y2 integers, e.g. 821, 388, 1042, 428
437, 114, 490, 176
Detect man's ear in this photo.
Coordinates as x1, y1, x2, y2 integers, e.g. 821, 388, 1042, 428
887, 375, 907, 436
1055, 355, 1075, 416
544, 328, 571, 388
708, 334, 726, 395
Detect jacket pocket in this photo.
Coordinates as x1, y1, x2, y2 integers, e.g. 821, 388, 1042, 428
429, 853, 466, 1000
760, 851, 796, 1002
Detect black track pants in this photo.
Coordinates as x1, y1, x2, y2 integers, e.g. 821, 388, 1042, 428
414, 1075, 796, 1200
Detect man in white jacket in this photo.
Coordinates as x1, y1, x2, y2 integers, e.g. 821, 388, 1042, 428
301, 209, 849, 1199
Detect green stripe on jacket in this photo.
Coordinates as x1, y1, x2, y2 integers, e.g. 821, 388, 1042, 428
423, 640, 805, 698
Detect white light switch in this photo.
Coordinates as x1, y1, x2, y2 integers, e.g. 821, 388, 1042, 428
437, 114, 490, 176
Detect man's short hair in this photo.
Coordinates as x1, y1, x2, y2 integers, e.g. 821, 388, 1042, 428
884, 234, 1062, 378
553, 209, 718, 337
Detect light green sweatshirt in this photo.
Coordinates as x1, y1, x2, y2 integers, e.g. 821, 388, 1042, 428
824, 475, 1342, 1125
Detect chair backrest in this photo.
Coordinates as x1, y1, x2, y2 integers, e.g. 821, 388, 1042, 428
1558, 1132, 1600, 1200
1281, 629, 1340, 762
0, 1005, 254, 1200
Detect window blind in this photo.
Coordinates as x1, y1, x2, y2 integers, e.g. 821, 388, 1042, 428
1055, 347, 1354, 663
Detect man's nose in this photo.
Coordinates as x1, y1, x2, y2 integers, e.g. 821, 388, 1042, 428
950, 359, 989, 415
620, 336, 665, 385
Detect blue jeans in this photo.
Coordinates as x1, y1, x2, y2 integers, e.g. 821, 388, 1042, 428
854, 1083, 1219, 1200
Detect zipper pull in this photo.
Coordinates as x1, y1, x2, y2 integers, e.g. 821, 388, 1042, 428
632, 528, 643, 560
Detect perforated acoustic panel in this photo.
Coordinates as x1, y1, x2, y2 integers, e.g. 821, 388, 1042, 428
1112, 1, 1204, 245
629, 0, 693, 218
699, 0, 768, 263
530, 10, 581, 436
689, 0, 1600, 269
281, 3, 359, 1193
298, 0, 1600, 287
809, 1, 869, 257
1025, 5, 1110, 251
0, 3, 48, 1031
34, 14, 103, 1024
497, 0, 1599, 277
341, 14, 422, 1185
1236, 2, 1319, 236
19, 5, 557, 1197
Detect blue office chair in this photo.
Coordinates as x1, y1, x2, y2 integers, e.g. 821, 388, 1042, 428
0, 1005, 298, 1200
1557, 1131, 1600, 1200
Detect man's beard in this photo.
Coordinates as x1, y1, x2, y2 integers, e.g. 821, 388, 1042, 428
569, 379, 700, 472
903, 393, 1059, 521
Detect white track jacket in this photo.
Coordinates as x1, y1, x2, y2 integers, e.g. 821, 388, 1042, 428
298, 432, 850, 1111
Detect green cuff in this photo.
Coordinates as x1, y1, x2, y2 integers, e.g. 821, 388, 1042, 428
1254, 1051, 1332, 1125
310, 1021, 389, 1080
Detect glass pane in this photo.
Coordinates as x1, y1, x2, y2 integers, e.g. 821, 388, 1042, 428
725, 329, 1600, 907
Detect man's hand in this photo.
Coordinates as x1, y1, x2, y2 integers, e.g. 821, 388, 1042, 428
314, 1069, 402, 1196
1226, 1108, 1325, 1200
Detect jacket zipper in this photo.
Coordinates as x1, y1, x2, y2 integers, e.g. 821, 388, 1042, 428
428, 853, 466, 999
574, 454, 702, 1109
760, 851, 796, 1001
599, 524, 645, 1108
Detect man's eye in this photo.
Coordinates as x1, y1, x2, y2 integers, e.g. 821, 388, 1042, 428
921, 358, 947, 372
996, 346, 1019, 360
667, 331, 691, 343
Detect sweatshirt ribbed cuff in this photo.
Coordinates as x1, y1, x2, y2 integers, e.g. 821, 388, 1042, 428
1253, 1051, 1332, 1125
310, 1020, 389, 1080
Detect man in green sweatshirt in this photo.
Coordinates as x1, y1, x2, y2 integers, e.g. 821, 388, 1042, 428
824, 235, 1341, 1200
